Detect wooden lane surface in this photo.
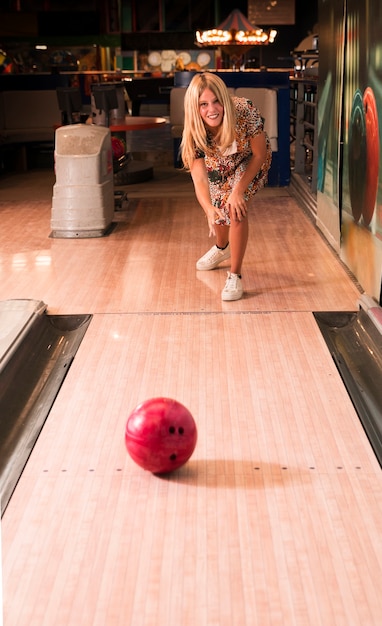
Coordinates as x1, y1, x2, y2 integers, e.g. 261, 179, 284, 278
1, 168, 381, 625
2, 311, 382, 625
0, 171, 360, 316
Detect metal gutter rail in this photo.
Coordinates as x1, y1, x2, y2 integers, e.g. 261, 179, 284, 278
314, 295, 382, 467
0, 300, 91, 515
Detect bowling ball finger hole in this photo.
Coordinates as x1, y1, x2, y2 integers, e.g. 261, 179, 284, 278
169, 453, 177, 461
168, 426, 185, 435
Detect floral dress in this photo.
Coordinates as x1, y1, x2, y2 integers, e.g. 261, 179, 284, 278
196, 97, 272, 218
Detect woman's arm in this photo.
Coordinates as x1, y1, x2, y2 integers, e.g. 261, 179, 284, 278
227, 132, 268, 221
190, 157, 225, 237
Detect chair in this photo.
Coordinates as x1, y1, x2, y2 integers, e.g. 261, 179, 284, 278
91, 84, 119, 127
56, 87, 83, 125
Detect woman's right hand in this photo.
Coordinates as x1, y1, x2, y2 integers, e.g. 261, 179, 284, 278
206, 206, 225, 237
191, 159, 225, 237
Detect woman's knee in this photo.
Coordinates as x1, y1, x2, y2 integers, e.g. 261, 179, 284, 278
229, 218, 248, 233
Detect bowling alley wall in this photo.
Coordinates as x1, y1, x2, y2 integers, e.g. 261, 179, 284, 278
317, 0, 382, 303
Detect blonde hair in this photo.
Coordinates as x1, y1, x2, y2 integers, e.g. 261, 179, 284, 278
180, 72, 236, 170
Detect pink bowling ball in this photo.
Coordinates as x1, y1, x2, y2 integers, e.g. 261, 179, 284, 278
125, 397, 197, 474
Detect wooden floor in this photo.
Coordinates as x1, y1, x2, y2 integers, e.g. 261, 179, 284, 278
1, 163, 381, 625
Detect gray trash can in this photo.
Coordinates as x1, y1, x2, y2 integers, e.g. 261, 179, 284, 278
51, 124, 114, 238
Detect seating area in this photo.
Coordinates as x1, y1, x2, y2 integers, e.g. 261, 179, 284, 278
0, 89, 62, 169
0, 89, 61, 145
0, 77, 288, 186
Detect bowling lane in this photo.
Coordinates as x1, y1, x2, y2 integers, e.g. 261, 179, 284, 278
2, 311, 382, 625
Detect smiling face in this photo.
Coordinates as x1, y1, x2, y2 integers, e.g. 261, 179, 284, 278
199, 88, 224, 133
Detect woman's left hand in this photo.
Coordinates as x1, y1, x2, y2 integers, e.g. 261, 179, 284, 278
227, 190, 248, 222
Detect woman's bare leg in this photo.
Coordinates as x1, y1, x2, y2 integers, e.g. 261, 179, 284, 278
215, 224, 230, 249
228, 218, 248, 275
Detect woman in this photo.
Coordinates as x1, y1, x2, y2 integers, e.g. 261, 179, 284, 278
181, 72, 272, 301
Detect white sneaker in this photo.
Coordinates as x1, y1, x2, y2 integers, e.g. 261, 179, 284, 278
221, 272, 243, 301
196, 244, 230, 271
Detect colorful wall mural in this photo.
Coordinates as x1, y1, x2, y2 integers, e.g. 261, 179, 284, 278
318, 0, 382, 303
